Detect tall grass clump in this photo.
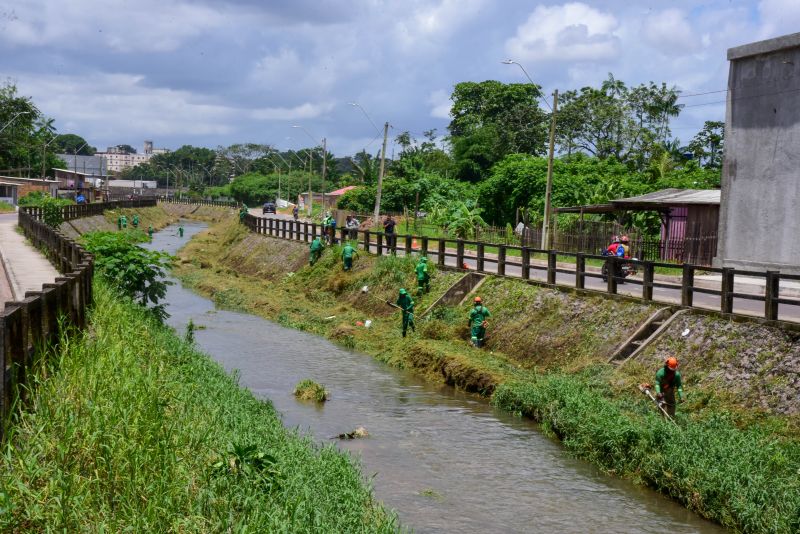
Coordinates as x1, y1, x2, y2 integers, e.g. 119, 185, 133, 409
0, 281, 396, 532
492, 376, 800, 533
294, 379, 330, 402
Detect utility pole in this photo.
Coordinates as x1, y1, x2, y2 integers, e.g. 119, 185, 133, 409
307, 149, 313, 215
321, 137, 327, 211
542, 89, 558, 250
373, 121, 389, 225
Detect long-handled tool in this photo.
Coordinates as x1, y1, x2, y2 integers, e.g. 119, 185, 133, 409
638, 383, 678, 425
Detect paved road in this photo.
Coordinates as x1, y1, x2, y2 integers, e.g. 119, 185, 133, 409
0, 212, 60, 310
249, 215, 800, 323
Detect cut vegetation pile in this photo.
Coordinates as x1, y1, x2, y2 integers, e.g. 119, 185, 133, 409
0, 281, 395, 532
174, 215, 800, 533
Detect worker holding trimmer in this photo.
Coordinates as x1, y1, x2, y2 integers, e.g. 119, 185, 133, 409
468, 296, 490, 348
396, 288, 415, 338
654, 357, 684, 418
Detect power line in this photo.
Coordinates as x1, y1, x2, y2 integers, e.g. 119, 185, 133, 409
678, 89, 728, 98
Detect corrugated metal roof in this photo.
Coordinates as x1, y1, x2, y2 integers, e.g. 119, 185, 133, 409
327, 185, 357, 196
611, 188, 720, 206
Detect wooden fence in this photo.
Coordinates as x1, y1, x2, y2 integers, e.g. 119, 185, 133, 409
22, 198, 158, 222
244, 214, 800, 324
0, 210, 95, 438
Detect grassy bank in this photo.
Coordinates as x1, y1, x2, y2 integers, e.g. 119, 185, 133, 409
175, 215, 800, 533
0, 281, 396, 532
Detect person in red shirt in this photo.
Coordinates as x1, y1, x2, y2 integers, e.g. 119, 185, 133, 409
606, 235, 620, 255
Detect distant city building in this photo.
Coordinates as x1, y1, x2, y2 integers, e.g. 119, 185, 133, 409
96, 140, 169, 173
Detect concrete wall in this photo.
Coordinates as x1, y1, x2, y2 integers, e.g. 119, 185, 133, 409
716, 32, 800, 273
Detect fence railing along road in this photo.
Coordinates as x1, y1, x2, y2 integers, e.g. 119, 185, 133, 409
244, 214, 800, 325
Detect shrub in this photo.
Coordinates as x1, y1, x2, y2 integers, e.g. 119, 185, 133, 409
293, 379, 329, 402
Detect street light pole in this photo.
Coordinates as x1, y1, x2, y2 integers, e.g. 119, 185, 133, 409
41, 135, 58, 178
543, 90, 558, 249
375, 121, 389, 225
502, 59, 557, 248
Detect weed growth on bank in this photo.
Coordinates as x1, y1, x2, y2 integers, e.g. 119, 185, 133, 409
294, 379, 330, 402
0, 281, 396, 532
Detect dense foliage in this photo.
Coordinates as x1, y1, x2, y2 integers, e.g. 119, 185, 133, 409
81, 231, 173, 319
228, 171, 322, 205
0, 82, 65, 177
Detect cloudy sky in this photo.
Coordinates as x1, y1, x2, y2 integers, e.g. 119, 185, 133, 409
2, 0, 799, 157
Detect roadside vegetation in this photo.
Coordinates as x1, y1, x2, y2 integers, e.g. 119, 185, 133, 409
175, 215, 800, 533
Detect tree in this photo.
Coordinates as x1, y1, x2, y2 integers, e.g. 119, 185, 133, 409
53, 134, 96, 155
448, 80, 549, 181
687, 121, 724, 168
555, 74, 682, 170
0, 82, 66, 176
391, 129, 454, 180
115, 144, 137, 154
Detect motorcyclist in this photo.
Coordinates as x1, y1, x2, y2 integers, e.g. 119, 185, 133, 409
616, 235, 631, 259
606, 235, 620, 256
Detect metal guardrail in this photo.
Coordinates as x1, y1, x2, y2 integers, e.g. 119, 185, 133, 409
244, 214, 800, 325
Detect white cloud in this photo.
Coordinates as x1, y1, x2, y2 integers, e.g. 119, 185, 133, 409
391, 0, 487, 50
641, 9, 699, 55
758, 0, 800, 39
505, 2, 620, 62
0, 0, 225, 52
427, 89, 451, 119
251, 102, 334, 121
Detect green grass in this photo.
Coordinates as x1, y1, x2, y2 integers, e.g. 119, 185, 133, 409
0, 280, 396, 532
0, 200, 14, 213
492, 375, 800, 534
294, 379, 330, 402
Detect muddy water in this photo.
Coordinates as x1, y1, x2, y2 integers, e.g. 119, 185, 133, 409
149, 221, 724, 533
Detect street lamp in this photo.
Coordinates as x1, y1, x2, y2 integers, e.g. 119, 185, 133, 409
502, 59, 558, 249
349, 102, 389, 226
292, 125, 328, 215
41, 135, 59, 178
0, 111, 31, 135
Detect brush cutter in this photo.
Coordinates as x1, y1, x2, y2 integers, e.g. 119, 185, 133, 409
638, 383, 677, 425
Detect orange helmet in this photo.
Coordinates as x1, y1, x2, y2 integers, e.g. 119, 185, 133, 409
474, 296, 482, 303
665, 357, 678, 370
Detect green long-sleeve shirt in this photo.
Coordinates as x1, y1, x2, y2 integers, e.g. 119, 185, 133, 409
342, 244, 356, 259
415, 261, 429, 280
396, 294, 415, 313
469, 305, 490, 328
655, 367, 683, 397
310, 238, 323, 252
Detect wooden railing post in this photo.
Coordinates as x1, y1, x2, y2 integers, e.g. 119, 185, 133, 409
476, 242, 485, 273
607, 257, 618, 294
721, 267, 734, 314
310, 223, 317, 241
376, 233, 383, 256
681, 264, 694, 307
304, 222, 309, 241
765, 271, 780, 321
547, 251, 557, 284
363, 230, 371, 253
521, 247, 530, 279
575, 253, 585, 289
497, 245, 506, 276
456, 240, 465, 269
642, 262, 654, 301
421, 237, 428, 258
437, 239, 445, 267
404, 235, 412, 255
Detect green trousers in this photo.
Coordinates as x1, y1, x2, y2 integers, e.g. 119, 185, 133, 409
310, 250, 321, 265
402, 312, 415, 337
471, 325, 486, 347
343, 257, 352, 271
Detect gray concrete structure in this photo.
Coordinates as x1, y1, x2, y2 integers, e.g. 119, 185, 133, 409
716, 32, 800, 274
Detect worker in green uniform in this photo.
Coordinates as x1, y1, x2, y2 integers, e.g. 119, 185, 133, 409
178, 225, 184, 238
468, 296, 490, 347
132, 215, 139, 228
239, 204, 248, 222
148, 226, 154, 240
655, 357, 684, 418
341, 242, 357, 271
117, 215, 123, 230
120, 215, 128, 229
396, 288, 415, 337
309, 236, 324, 265
415, 256, 430, 295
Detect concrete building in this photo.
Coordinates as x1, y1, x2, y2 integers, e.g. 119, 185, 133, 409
716, 32, 800, 273
0, 176, 59, 206
96, 141, 169, 173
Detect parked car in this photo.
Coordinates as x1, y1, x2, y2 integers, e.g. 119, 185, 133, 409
262, 201, 276, 214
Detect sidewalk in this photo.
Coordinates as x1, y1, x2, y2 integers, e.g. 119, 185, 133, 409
0, 213, 60, 310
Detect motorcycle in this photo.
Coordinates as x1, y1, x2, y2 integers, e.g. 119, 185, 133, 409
600, 250, 638, 283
